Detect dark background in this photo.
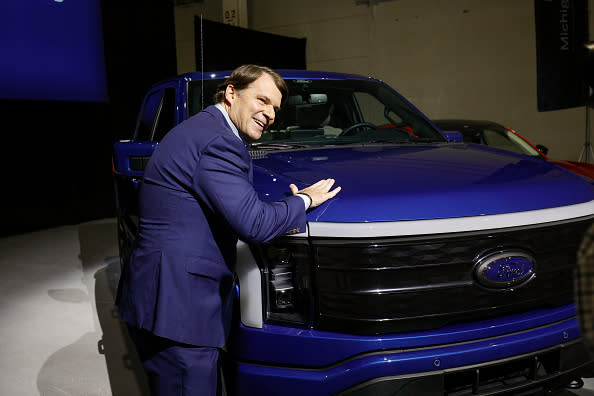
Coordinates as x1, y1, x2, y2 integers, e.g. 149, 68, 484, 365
1, 1, 177, 237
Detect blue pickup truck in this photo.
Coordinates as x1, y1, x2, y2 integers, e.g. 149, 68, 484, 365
112, 70, 594, 395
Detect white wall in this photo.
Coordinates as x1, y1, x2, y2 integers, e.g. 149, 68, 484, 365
364, 0, 589, 162
175, 0, 593, 162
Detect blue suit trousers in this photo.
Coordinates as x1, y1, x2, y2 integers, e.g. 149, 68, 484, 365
128, 325, 220, 395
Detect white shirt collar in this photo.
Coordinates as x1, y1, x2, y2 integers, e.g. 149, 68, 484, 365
214, 103, 242, 142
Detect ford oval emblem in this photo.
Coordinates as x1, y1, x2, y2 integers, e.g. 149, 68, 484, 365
474, 250, 535, 290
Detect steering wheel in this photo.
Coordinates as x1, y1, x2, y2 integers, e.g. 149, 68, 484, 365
338, 122, 379, 136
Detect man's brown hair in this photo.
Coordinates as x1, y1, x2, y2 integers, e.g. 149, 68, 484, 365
213, 64, 288, 104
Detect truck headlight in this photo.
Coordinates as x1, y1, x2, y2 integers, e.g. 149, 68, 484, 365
251, 239, 312, 327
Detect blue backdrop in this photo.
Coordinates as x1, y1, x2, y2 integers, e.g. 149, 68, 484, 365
0, 0, 108, 102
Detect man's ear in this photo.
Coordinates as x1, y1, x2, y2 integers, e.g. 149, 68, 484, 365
224, 84, 236, 105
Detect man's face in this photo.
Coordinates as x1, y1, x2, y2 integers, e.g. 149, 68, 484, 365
224, 73, 282, 141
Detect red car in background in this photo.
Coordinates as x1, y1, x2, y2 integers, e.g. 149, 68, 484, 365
434, 119, 594, 180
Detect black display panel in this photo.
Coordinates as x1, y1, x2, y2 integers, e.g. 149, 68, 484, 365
195, 18, 306, 72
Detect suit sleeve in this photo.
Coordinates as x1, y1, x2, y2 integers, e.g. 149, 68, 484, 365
195, 134, 306, 243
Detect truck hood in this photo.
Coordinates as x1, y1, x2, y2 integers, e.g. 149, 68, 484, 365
252, 143, 594, 222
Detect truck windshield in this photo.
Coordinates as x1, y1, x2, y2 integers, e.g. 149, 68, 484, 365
188, 78, 445, 147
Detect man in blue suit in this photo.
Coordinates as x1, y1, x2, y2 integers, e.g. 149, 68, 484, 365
117, 65, 341, 395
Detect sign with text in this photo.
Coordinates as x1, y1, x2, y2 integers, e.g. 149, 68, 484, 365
222, 0, 247, 28
535, 0, 589, 111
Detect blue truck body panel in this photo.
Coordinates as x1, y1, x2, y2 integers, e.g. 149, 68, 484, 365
113, 140, 157, 177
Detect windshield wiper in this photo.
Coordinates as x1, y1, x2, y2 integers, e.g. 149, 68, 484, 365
249, 142, 307, 150
364, 139, 411, 144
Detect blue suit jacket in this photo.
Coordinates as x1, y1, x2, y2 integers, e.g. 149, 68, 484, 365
117, 105, 306, 347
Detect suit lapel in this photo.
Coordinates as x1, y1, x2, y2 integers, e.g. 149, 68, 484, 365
204, 105, 254, 183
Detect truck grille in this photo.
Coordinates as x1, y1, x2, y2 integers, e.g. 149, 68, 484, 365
312, 218, 592, 335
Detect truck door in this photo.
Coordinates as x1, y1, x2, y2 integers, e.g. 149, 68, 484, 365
112, 85, 177, 267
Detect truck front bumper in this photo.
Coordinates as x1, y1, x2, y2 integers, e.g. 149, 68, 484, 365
225, 310, 593, 395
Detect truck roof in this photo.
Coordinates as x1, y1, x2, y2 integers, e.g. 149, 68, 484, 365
150, 69, 380, 88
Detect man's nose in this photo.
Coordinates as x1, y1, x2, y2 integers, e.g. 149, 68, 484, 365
263, 104, 275, 122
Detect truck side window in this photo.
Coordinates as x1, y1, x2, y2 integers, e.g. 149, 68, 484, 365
153, 87, 177, 142
135, 90, 164, 141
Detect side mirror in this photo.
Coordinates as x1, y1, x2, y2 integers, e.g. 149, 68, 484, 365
442, 131, 463, 143
535, 144, 549, 155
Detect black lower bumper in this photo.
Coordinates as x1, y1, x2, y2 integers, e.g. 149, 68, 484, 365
337, 340, 593, 396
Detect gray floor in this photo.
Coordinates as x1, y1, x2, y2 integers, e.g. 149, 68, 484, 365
0, 218, 149, 395
1, 217, 594, 395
